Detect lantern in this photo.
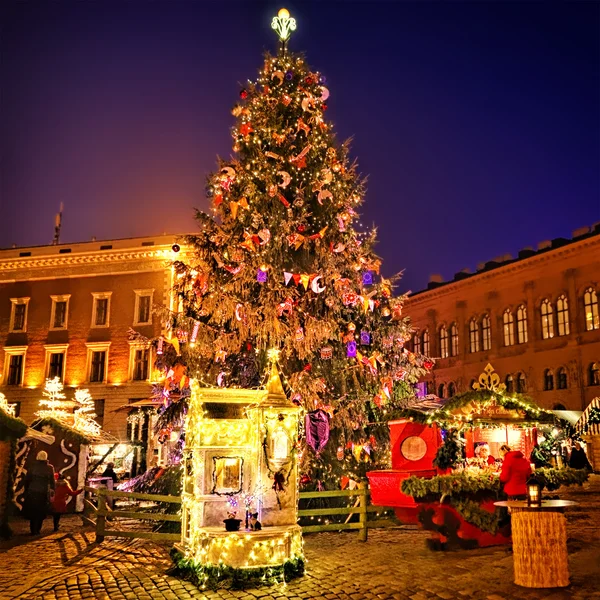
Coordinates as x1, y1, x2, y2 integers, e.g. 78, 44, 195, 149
526, 475, 542, 507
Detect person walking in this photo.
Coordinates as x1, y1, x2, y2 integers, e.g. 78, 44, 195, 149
499, 444, 532, 500
51, 473, 82, 532
23, 450, 55, 535
102, 462, 119, 483
569, 441, 593, 471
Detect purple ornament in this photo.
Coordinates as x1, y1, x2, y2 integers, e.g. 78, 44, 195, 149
305, 410, 330, 454
285, 70, 294, 81
360, 330, 371, 345
319, 75, 327, 84
347, 340, 357, 358
257, 269, 268, 283
362, 271, 373, 286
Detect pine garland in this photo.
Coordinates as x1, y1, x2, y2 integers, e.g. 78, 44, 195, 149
0, 409, 27, 442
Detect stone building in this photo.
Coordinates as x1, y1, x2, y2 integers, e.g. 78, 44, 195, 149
0, 235, 182, 443
404, 224, 600, 411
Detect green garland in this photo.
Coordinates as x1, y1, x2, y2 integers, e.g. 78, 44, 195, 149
0, 409, 27, 442
31, 417, 93, 445
170, 548, 305, 590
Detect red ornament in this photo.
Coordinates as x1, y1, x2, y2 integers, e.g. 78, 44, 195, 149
240, 89, 248, 99
424, 360, 434, 370
304, 76, 314, 85
322, 103, 328, 111
297, 225, 306, 232
240, 123, 253, 137
303, 363, 312, 372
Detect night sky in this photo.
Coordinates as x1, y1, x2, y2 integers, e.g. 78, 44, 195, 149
1, 1, 599, 293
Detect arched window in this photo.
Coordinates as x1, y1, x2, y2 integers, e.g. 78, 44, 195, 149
553, 403, 566, 410
422, 330, 430, 356
541, 299, 554, 339
505, 374, 514, 393
439, 326, 449, 359
590, 362, 600, 386
447, 382, 456, 397
413, 333, 421, 354
469, 318, 480, 353
544, 369, 554, 391
481, 314, 491, 351
517, 305, 528, 344
449, 323, 459, 357
503, 309, 515, 346
557, 367, 568, 390
584, 288, 599, 331
556, 295, 570, 337
516, 372, 526, 393
437, 383, 445, 398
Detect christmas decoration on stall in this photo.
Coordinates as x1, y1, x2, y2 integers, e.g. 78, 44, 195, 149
72, 388, 102, 437
35, 378, 74, 422
152, 5, 433, 491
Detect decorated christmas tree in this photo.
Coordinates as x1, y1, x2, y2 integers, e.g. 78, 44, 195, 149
36, 377, 73, 422
73, 388, 102, 437
154, 9, 432, 489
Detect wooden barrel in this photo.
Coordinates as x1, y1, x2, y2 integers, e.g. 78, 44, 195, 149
511, 509, 569, 588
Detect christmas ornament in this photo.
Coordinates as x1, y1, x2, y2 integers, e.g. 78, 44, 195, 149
190, 321, 200, 343
305, 410, 330, 454
295, 327, 304, 341
300, 274, 310, 290
268, 184, 278, 197
317, 189, 333, 205
257, 268, 268, 283
240, 89, 248, 99
297, 118, 311, 135
277, 297, 294, 317
343, 293, 359, 306
258, 229, 271, 244
281, 95, 292, 106
301, 97, 314, 112
285, 70, 294, 80
360, 330, 371, 345
240, 123, 253, 136
311, 275, 326, 293
271, 70, 284, 85
277, 171, 291, 188
283, 271, 293, 285
320, 346, 333, 360
157, 336, 164, 355
320, 87, 330, 101
304, 76, 314, 85
347, 341, 357, 358
362, 271, 373, 286
347, 323, 356, 332
235, 303, 244, 321
337, 446, 344, 461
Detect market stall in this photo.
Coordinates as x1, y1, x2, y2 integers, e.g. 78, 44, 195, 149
577, 396, 600, 472
367, 364, 588, 549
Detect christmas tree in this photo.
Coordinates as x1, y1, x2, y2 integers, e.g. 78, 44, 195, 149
73, 388, 102, 437
36, 377, 73, 422
155, 9, 432, 488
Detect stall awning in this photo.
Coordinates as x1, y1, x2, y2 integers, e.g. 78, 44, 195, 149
576, 397, 600, 435
552, 410, 582, 426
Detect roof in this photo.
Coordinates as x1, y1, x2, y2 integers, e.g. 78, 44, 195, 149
577, 397, 600, 435
0, 408, 28, 441
31, 417, 118, 445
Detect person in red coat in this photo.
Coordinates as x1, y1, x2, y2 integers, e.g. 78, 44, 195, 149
499, 444, 532, 499
50, 474, 82, 531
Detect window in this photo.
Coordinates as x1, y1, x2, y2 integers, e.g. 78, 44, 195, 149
413, 333, 421, 354
503, 309, 515, 346
44, 344, 68, 381
91, 292, 112, 328
540, 299, 554, 340
86, 342, 111, 383
437, 383, 445, 398
422, 330, 430, 356
481, 314, 491, 351
133, 349, 150, 381
516, 372, 526, 393
50, 295, 70, 330
9, 298, 30, 332
544, 369, 554, 391
134, 290, 154, 325
450, 323, 459, 357
557, 367, 568, 390
4, 347, 27, 386
516, 305, 528, 344
469, 318, 480, 353
439, 326, 449, 359
448, 382, 456, 397
590, 362, 600, 386
505, 374, 514, 393
556, 295, 570, 337
584, 288, 599, 331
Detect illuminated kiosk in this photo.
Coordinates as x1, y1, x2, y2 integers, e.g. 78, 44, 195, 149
178, 362, 303, 586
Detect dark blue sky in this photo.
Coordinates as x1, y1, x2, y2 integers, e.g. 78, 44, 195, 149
1, 1, 599, 292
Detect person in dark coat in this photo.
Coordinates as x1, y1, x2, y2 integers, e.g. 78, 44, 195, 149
499, 445, 532, 499
101, 462, 119, 483
569, 441, 593, 471
23, 450, 55, 534
51, 473, 83, 531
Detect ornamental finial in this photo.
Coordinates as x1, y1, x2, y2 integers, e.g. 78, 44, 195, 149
271, 8, 296, 50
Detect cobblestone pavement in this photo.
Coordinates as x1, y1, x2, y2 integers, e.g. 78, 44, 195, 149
1, 476, 599, 600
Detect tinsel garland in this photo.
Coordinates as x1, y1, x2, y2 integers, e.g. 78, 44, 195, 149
170, 548, 305, 590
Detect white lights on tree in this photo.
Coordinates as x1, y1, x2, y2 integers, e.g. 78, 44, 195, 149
36, 377, 73, 421
73, 388, 102, 437
0, 392, 16, 416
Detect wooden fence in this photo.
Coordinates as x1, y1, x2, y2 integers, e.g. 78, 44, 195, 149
83, 483, 396, 543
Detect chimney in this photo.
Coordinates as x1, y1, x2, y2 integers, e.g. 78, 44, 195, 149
429, 274, 444, 284
572, 226, 590, 239
537, 240, 551, 250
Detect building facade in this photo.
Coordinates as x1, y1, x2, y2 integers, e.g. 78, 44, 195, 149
0, 235, 181, 440
405, 225, 600, 411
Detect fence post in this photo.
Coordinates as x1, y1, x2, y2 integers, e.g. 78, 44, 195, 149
358, 482, 368, 542
96, 488, 106, 543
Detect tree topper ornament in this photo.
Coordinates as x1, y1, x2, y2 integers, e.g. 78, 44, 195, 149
271, 8, 297, 50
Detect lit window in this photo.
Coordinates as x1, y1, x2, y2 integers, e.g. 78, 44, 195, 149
50, 295, 70, 330
469, 318, 480, 353
439, 326, 449, 359
91, 292, 112, 328
130, 346, 150, 381
86, 342, 111, 383
540, 299, 554, 340
134, 290, 154, 326
503, 309, 515, 346
516, 372, 526, 393
505, 374, 514, 393
516, 305, 528, 344
557, 367, 568, 390
556, 295, 570, 336
481, 314, 491, 351
45, 344, 68, 382
590, 362, 600, 386
544, 369, 554, 391
3, 347, 27, 387
450, 323, 459, 357
413, 333, 421, 354
422, 330, 430, 356
437, 383, 445, 398
584, 288, 599, 331
9, 298, 30, 333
